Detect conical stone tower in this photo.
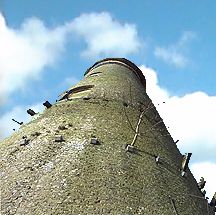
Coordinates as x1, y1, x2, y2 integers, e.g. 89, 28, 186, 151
0, 58, 214, 215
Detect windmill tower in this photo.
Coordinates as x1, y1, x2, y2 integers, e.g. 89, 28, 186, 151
0, 58, 214, 215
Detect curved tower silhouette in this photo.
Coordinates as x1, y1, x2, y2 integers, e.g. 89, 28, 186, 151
0, 58, 214, 214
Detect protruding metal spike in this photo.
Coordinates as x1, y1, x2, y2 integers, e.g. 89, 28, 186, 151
155, 156, 160, 164
210, 193, 216, 212
55, 135, 64, 142
198, 177, 206, 190
27, 109, 36, 116
181, 153, 192, 172
12, 118, 23, 125
43, 101, 52, 108
90, 136, 100, 145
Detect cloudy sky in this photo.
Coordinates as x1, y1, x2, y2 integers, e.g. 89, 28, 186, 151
0, 0, 215, 199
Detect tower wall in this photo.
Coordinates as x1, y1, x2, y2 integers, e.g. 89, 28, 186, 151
0, 59, 212, 214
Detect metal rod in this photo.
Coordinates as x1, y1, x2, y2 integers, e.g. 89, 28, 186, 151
206, 199, 210, 215
169, 195, 178, 215
12, 119, 23, 125
131, 110, 145, 146
188, 194, 205, 199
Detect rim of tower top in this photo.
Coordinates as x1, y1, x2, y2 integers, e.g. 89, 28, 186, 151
84, 58, 146, 91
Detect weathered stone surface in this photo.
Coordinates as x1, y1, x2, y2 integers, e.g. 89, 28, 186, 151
0, 58, 214, 215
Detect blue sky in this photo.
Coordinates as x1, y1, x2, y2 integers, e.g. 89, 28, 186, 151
0, 1, 215, 199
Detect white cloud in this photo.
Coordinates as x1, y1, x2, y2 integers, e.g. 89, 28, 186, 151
140, 65, 216, 197
0, 103, 44, 140
154, 47, 188, 68
63, 76, 80, 88
0, 12, 142, 105
154, 31, 196, 68
70, 12, 141, 58
0, 13, 70, 104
